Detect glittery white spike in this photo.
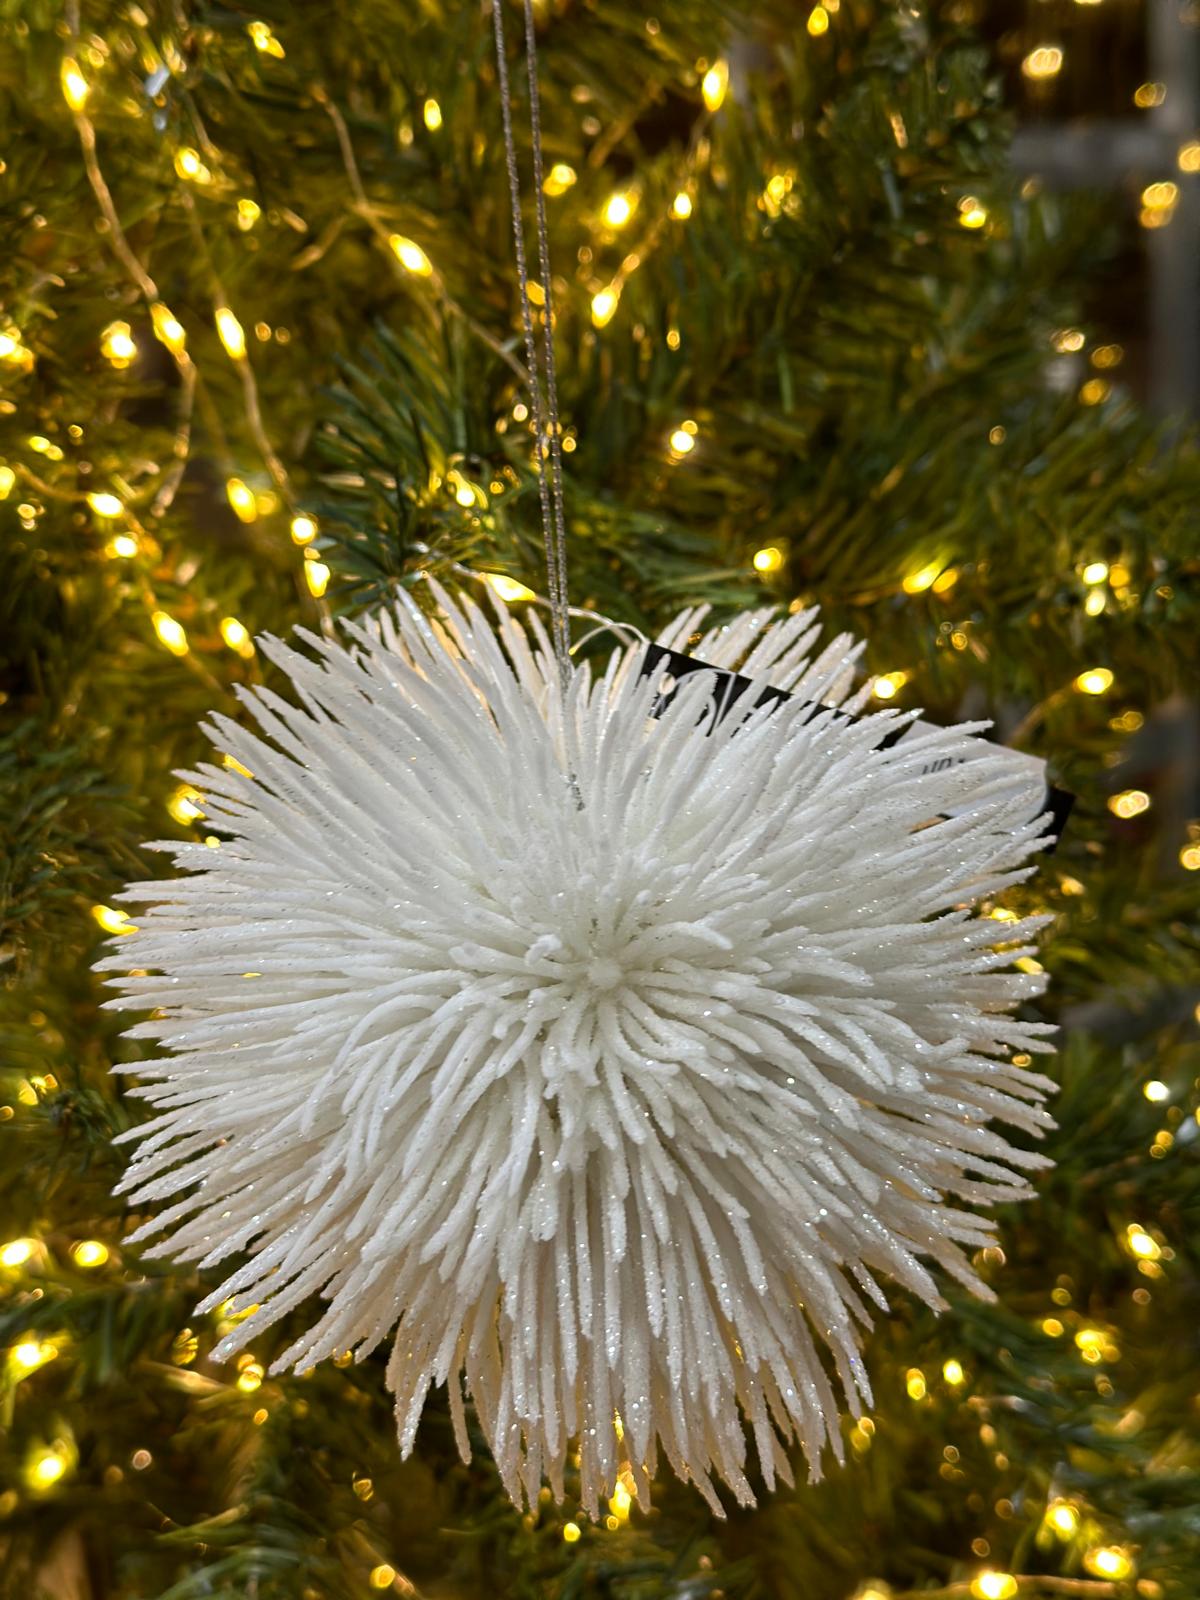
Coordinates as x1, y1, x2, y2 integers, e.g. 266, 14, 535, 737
100, 584, 1055, 1516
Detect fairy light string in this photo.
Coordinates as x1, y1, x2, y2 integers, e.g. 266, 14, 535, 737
490, 0, 572, 684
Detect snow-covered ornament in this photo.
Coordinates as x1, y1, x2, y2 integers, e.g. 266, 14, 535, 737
102, 583, 1057, 1515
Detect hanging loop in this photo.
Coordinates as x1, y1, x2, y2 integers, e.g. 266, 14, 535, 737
490, 0, 572, 689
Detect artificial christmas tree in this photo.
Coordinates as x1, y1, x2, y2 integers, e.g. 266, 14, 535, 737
1, 3, 1197, 1598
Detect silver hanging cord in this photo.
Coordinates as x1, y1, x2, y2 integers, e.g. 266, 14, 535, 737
490, 0, 572, 687
520, 0, 571, 672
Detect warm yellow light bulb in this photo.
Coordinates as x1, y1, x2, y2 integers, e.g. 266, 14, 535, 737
0, 466, 14, 500
543, 163, 577, 197
107, 534, 138, 559
1180, 844, 1200, 872
958, 198, 988, 229
672, 191, 693, 219
389, 234, 433, 276
1074, 667, 1112, 695
1, 1239, 36, 1268
101, 320, 138, 368
942, 1358, 965, 1385
423, 97, 442, 132
669, 428, 696, 455
87, 492, 123, 517
702, 59, 729, 111
304, 561, 330, 599
151, 304, 187, 354
28, 1447, 69, 1488
151, 610, 189, 657
369, 1567, 397, 1590
1022, 45, 1064, 79
604, 191, 635, 228
0, 330, 32, 368
92, 903, 137, 934
1143, 181, 1178, 220
225, 477, 258, 523
873, 671, 909, 701
1081, 560, 1109, 584
903, 562, 941, 594
905, 1367, 926, 1400
1134, 82, 1167, 109
167, 784, 205, 825
763, 172, 795, 218
485, 573, 536, 604
562, 1521, 582, 1544
220, 617, 255, 657
11, 1339, 54, 1372
290, 513, 318, 544
1084, 588, 1106, 616
753, 546, 784, 574
591, 286, 619, 328
972, 1574, 1017, 1600
237, 197, 262, 231
1085, 1547, 1132, 1580
174, 146, 210, 183
247, 20, 285, 57
1048, 1500, 1079, 1536
807, 6, 830, 36
609, 1479, 632, 1520
71, 1240, 109, 1268
215, 307, 247, 360
1179, 141, 1200, 173
1126, 1223, 1161, 1259
1108, 788, 1150, 819
61, 58, 89, 111
1075, 1325, 1121, 1360
1143, 1079, 1169, 1101
1141, 180, 1178, 212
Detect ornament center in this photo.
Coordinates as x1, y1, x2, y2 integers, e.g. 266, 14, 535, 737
585, 955, 624, 991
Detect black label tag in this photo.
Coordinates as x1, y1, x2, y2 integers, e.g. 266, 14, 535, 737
637, 642, 1073, 850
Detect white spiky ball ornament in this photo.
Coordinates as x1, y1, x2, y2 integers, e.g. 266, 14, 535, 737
103, 582, 1056, 1516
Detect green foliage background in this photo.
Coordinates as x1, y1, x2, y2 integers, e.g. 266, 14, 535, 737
0, 1, 1197, 1596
